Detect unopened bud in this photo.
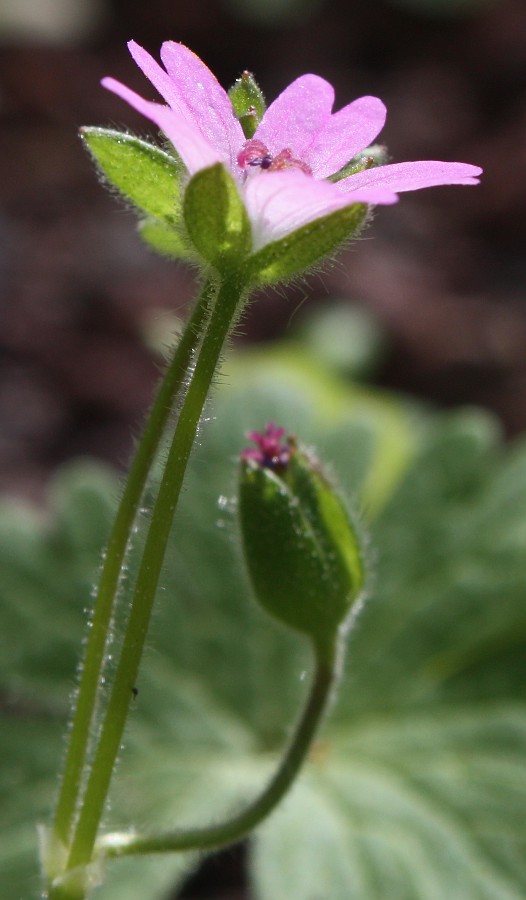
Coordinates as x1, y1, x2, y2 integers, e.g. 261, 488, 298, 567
239, 424, 365, 658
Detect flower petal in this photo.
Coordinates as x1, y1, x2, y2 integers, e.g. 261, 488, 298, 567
304, 96, 387, 179
101, 77, 224, 174
159, 41, 245, 168
243, 171, 397, 251
127, 41, 187, 116
337, 159, 483, 193
254, 75, 334, 160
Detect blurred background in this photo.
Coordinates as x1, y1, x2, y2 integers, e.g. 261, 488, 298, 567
0, 0, 524, 505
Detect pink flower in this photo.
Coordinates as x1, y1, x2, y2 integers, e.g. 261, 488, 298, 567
102, 41, 481, 252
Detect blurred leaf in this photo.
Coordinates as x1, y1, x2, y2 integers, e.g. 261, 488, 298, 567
296, 302, 387, 379
1, 344, 525, 899
0, 463, 116, 697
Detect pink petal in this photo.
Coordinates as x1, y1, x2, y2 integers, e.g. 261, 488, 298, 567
102, 77, 224, 174
337, 159, 483, 194
303, 96, 387, 179
254, 75, 334, 161
243, 171, 397, 251
127, 40, 188, 118
159, 41, 245, 168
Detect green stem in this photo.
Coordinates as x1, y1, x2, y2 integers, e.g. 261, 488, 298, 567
52, 278, 215, 848
63, 272, 246, 878
100, 640, 339, 858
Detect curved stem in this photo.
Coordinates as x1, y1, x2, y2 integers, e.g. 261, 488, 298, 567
52, 278, 215, 847
99, 639, 340, 859
63, 273, 246, 877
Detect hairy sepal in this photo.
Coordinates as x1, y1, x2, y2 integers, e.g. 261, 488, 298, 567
183, 164, 252, 274
246, 203, 368, 286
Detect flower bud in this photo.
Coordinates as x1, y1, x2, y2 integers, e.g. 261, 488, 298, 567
239, 425, 365, 658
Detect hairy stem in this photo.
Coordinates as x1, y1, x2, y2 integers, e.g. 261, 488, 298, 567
59, 272, 246, 884
100, 639, 340, 857
51, 280, 215, 850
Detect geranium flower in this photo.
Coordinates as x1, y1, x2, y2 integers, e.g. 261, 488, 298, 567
102, 41, 481, 252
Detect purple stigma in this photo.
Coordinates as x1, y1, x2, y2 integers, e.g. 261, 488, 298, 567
241, 423, 292, 470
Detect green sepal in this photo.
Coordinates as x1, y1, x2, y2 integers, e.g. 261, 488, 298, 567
80, 127, 184, 221
328, 143, 388, 184
239, 444, 365, 658
228, 71, 266, 139
138, 218, 198, 261
183, 164, 252, 272
247, 203, 368, 286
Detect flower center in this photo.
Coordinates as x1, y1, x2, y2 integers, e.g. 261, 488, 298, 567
237, 139, 312, 176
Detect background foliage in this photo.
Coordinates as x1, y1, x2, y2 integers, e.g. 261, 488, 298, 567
1, 342, 525, 899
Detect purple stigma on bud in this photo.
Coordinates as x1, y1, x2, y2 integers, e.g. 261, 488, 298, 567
241, 422, 292, 470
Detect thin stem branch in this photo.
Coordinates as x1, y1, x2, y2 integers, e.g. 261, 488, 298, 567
63, 273, 245, 877
100, 640, 340, 858
52, 278, 215, 847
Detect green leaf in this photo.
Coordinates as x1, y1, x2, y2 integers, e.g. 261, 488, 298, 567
0, 464, 199, 899
0, 464, 116, 696
81, 128, 183, 222
2, 338, 526, 899
247, 203, 368, 285
251, 706, 526, 900
183, 163, 252, 271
